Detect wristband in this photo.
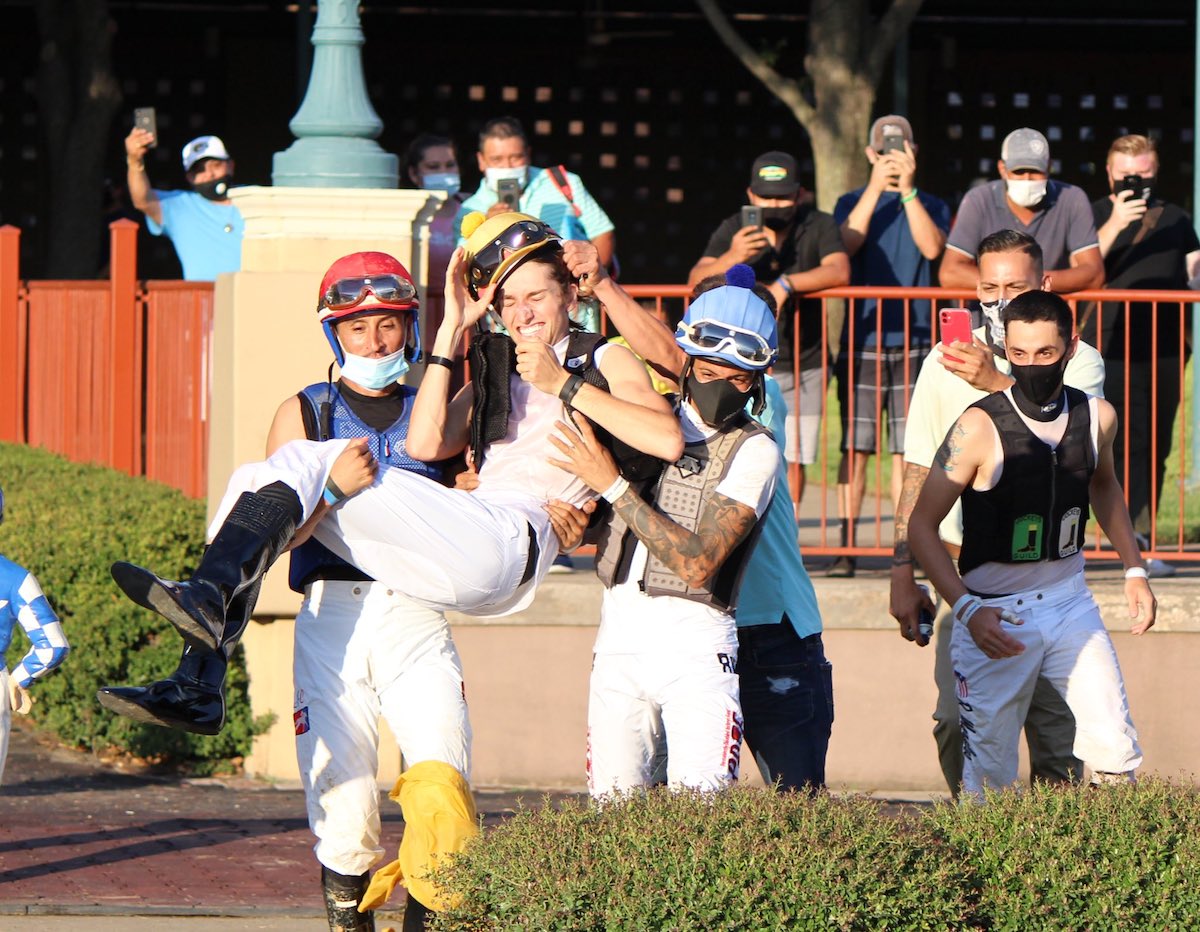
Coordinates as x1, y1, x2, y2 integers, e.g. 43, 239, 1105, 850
1124, 566, 1148, 580
559, 373, 585, 406
900, 188, 918, 204
323, 477, 347, 506
952, 593, 983, 626
427, 355, 455, 370
775, 275, 794, 295
600, 476, 630, 504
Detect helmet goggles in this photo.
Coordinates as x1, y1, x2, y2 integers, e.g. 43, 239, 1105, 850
319, 275, 418, 316
676, 318, 776, 368
468, 220, 560, 296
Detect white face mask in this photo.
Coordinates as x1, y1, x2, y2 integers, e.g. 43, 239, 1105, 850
1006, 179, 1047, 209
421, 172, 460, 194
485, 165, 528, 192
978, 298, 1009, 347
338, 347, 410, 390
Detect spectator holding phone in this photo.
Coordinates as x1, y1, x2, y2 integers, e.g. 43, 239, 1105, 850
939, 128, 1103, 294
688, 151, 850, 504
455, 116, 615, 269
1087, 134, 1200, 577
125, 127, 243, 281
827, 116, 950, 577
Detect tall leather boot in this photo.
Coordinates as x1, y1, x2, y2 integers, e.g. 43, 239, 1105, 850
111, 484, 300, 652
403, 892, 430, 932
97, 581, 261, 735
321, 866, 376, 932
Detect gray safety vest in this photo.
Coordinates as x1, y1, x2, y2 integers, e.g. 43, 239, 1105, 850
593, 414, 766, 612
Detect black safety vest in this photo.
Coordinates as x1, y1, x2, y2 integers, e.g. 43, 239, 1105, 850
958, 388, 1095, 575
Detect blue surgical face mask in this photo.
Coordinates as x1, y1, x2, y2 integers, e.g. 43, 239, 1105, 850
485, 165, 527, 191
421, 172, 460, 194
339, 347, 410, 390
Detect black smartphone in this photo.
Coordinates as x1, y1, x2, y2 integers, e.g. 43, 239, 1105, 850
1116, 174, 1152, 202
740, 205, 763, 230
880, 133, 906, 154
133, 107, 158, 147
497, 178, 520, 209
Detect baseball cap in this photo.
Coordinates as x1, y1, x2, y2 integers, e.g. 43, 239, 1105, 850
869, 115, 914, 150
1000, 128, 1050, 173
182, 135, 232, 172
748, 151, 799, 198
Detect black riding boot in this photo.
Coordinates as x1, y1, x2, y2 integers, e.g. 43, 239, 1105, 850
321, 866, 375, 932
403, 892, 430, 931
96, 580, 261, 735
111, 484, 300, 652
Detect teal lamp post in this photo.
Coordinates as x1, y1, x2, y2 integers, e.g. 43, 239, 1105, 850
272, 0, 398, 187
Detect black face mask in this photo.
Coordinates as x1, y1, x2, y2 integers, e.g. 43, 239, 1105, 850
686, 371, 751, 430
1010, 355, 1069, 419
761, 206, 796, 231
194, 175, 232, 201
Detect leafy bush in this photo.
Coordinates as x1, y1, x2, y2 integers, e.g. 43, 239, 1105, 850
430, 780, 1200, 931
0, 442, 270, 772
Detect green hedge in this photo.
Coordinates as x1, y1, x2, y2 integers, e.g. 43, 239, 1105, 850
430, 780, 1200, 930
0, 442, 270, 772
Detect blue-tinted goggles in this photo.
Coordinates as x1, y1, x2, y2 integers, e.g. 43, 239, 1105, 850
676, 319, 775, 366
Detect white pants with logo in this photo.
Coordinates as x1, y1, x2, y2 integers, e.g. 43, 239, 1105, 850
293, 580, 471, 877
587, 650, 742, 797
952, 572, 1141, 797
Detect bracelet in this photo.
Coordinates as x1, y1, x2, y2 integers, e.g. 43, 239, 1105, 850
426, 355, 455, 370
323, 476, 347, 506
1124, 566, 1148, 580
600, 476, 630, 504
952, 593, 983, 626
900, 188, 918, 204
775, 275, 794, 295
559, 373, 585, 406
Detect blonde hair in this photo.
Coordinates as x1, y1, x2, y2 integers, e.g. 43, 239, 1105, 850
1107, 134, 1157, 167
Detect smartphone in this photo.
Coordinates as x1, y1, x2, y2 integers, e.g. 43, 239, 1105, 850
1116, 174, 1152, 202
740, 205, 763, 230
133, 107, 158, 147
880, 133, 906, 154
939, 308, 973, 363
497, 178, 520, 209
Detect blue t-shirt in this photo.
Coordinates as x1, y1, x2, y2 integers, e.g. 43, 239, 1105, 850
736, 375, 823, 637
457, 167, 614, 244
833, 188, 950, 350
147, 189, 244, 281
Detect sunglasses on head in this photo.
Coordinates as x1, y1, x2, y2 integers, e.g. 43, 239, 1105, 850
320, 275, 417, 312
469, 221, 560, 292
677, 319, 775, 365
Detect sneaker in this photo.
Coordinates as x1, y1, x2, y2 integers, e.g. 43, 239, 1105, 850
548, 553, 576, 575
825, 555, 856, 578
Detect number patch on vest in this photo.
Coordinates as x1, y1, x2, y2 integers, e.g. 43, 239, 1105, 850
1011, 514, 1043, 561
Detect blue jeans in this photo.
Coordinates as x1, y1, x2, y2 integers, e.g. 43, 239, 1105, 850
737, 622, 833, 792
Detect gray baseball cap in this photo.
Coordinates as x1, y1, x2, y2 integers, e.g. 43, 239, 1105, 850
1001, 128, 1050, 173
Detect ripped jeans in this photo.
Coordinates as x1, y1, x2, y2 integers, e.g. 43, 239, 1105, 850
737, 622, 834, 792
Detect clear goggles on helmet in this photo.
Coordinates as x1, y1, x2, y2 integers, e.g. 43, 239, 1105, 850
676, 318, 775, 366
469, 220, 560, 293
319, 275, 417, 313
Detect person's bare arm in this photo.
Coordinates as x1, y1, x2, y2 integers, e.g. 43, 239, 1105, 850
125, 128, 162, 226
1097, 191, 1146, 257
590, 231, 615, 269
938, 247, 979, 289
779, 251, 851, 293
1044, 246, 1104, 293
548, 415, 762, 587
939, 339, 1013, 393
1088, 400, 1156, 634
890, 461, 936, 645
686, 226, 770, 289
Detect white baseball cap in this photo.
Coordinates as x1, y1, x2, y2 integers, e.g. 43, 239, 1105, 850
182, 135, 231, 172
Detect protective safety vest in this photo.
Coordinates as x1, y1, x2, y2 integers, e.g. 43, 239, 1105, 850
287, 381, 441, 592
593, 414, 767, 612
958, 387, 1095, 575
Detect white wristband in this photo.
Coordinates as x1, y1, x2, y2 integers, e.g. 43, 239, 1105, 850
600, 476, 630, 504
952, 593, 983, 626
1124, 566, 1148, 580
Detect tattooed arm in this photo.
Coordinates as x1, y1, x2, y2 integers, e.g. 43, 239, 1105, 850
889, 460, 936, 644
